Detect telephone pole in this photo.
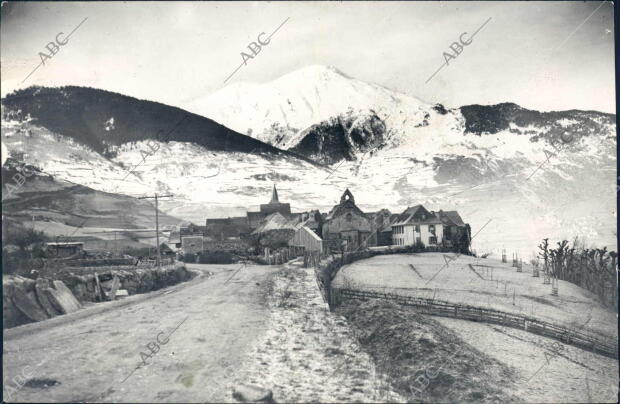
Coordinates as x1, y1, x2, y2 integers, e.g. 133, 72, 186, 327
138, 193, 173, 270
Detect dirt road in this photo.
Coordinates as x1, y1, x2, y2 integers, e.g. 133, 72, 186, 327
3, 263, 278, 403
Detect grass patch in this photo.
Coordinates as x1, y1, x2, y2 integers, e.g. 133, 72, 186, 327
337, 300, 520, 403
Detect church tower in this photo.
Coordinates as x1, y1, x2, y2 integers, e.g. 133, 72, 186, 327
270, 184, 280, 204
259, 184, 291, 215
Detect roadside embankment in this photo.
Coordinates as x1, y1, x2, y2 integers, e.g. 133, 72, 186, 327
336, 300, 520, 403
3, 263, 196, 328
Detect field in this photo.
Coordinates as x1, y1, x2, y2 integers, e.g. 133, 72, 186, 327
332, 253, 618, 338
333, 252, 619, 402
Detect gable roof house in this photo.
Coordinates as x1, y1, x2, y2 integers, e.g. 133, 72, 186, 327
391, 205, 470, 252
436, 210, 471, 252
367, 208, 393, 246
288, 225, 323, 252
322, 189, 375, 251
250, 212, 299, 248
205, 217, 251, 240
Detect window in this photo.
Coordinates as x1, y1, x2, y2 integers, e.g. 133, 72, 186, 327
416, 237, 421, 244
429, 236, 437, 244
414, 225, 420, 232
429, 225, 435, 234
346, 213, 353, 222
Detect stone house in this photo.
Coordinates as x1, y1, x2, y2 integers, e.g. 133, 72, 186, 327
322, 189, 374, 252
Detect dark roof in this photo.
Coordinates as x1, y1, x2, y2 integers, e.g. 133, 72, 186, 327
393, 205, 443, 226
438, 210, 466, 227
393, 205, 424, 223
205, 217, 250, 238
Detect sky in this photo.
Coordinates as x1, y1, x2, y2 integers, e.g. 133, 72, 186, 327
0, 1, 615, 113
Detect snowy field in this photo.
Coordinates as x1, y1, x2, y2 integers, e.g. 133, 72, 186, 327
434, 317, 619, 403
332, 253, 618, 338
3, 117, 616, 256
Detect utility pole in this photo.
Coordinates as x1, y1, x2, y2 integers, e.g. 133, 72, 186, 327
138, 193, 173, 270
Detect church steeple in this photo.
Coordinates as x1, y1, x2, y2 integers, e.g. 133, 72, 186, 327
270, 184, 280, 204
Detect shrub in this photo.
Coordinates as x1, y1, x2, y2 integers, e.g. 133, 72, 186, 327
414, 240, 426, 251
538, 237, 617, 310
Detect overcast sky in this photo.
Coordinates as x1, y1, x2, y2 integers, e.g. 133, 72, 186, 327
0, 1, 615, 113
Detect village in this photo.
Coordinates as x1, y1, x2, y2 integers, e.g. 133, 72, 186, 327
2, 2, 616, 402
4, 183, 617, 403
170, 185, 472, 265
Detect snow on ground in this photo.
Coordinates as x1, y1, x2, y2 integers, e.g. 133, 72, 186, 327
3, 117, 616, 256
240, 259, 405, 403
1, 122, 152, 195
433, 317, 619, 403
333, 253, 618, 338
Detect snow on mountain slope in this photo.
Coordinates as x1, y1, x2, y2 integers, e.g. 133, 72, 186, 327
187, 65, 615, 176
3, 115, 616, 257
1, 118, 152, 196
2, 69, 616, 257
186, 65, 434, 149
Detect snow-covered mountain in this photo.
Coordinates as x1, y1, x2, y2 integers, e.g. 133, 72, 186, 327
2, 74, 617, 256
187, 65, 615, 170
186, 65, 435, 150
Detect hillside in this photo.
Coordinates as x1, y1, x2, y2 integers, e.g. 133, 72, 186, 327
1, 66, 616, 256
1, 158, 181, 248
332, 253, 618, 338
333, 253, 618, 402
459, 102, 615, 138
1, 86, 291, 158
337, 300, 618, 403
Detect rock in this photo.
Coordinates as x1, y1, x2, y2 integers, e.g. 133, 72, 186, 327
47, 280, 82, 314
102, 276, 121, 301
12, 284, 49, 321
35, 279, 61, 317
94, 273, 104, 302
232, 384, 274, 403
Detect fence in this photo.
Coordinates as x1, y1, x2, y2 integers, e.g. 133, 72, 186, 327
263, 246, 300, 265
331, 287, 617, 359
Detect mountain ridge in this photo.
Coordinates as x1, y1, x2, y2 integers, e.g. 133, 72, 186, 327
1, 85, 323, 167
188, 65, 615, 165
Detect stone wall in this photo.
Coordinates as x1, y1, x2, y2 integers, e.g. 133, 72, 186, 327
57, 263, 194, 301
3, 263, 195, 328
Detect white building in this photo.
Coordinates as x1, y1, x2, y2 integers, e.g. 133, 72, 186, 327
391, 205, 443, 247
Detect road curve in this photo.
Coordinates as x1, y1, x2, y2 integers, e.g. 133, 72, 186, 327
3, 263, 279, 403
